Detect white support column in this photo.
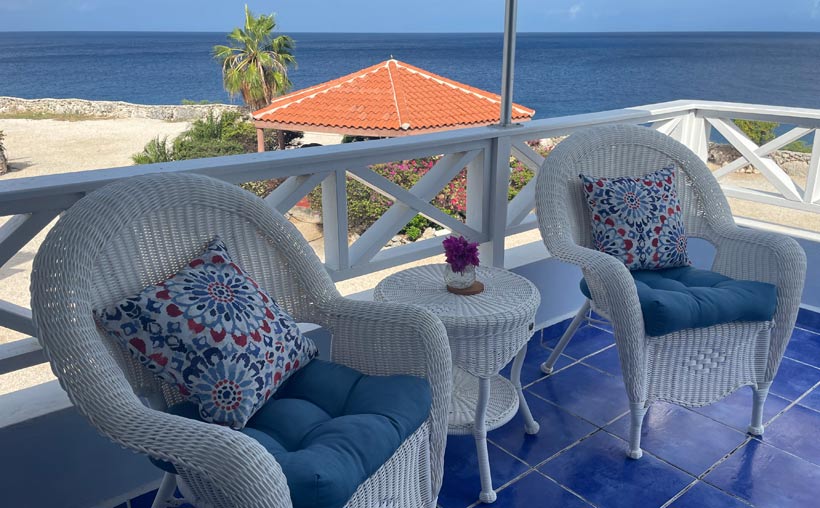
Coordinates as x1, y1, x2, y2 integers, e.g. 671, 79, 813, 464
674, 112, 710, 162
466, 149, 492, 251
467, 147, 492, 263
499, 0, 518, 127
321, 170, 349, 271
486, 136, 512, 268
806, 131, 820, 204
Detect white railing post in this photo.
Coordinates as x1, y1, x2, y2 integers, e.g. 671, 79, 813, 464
467, 147, 491, 258
485, 135, 512, 267
806, 131, 820, 204
321, 170, 350, 272
673, 111, 710, 162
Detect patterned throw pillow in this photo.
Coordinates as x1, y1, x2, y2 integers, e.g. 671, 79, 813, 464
580, 165, 690, 270
95, 237, 317, 429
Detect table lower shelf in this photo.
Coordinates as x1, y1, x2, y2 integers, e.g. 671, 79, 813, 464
448, 367, 520, 436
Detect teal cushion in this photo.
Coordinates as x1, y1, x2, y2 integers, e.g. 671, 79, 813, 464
151, 359, 432, 508
579, 266, 777, 336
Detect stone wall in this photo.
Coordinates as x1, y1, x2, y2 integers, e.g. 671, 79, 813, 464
0, 96, 246, 122
708, 142, 812, 175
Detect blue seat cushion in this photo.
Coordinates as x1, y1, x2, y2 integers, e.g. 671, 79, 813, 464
150, 359, 432, 508
579, 266, 777, 336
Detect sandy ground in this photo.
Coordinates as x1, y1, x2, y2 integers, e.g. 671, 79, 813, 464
1, 118, 817, 395
0, 118, 191, 394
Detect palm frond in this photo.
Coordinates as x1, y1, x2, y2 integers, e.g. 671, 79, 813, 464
213, 5, 297, 109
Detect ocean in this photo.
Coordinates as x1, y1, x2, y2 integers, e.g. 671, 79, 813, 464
1, 31, 820, 119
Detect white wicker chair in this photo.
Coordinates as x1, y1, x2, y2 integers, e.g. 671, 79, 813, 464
534, 124, 806, 459
30, 173, 452, 508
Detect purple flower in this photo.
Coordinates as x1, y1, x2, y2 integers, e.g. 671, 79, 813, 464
442, 235, 480, 273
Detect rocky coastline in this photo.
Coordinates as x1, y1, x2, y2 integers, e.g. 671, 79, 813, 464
708, 142, 812, 175
0, 96, 245, 122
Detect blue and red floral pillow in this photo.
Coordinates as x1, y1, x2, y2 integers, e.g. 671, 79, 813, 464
95, 237, 317, 429
580, 165, 690, 270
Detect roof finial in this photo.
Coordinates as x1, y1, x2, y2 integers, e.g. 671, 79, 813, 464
390, 54, 395, 60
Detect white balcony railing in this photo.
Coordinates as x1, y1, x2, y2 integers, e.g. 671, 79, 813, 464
2, 99, 820, 377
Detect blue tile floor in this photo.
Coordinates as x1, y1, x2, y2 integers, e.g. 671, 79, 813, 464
124, 310, 820, 508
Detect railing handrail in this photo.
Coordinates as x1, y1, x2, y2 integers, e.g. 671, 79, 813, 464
0, 99, 703, 214
3, 98, 820, 378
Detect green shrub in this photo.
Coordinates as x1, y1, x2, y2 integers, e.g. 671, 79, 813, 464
132, 136, 174, 164
734, 119, 777, 146
181, 99, 216, 105
783, 140, 812, 153
133, 112, 303, 198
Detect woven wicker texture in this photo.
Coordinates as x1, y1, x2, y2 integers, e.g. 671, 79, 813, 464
534, 124, 806, 455
375, 264, 539, 501
447, 367, 519, 435
30, 173, 452, 508
374, 264, 539, 377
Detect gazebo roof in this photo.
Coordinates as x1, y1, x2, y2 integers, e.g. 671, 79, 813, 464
252, 59, 535, 137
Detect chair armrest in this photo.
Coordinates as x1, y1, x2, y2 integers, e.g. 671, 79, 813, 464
709, 225, 807, 379
93, 395, 293, 507
314, 296, 452, 498
551, 242, 648, 403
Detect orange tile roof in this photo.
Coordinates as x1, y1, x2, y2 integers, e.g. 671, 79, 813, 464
252, 59, 535, 136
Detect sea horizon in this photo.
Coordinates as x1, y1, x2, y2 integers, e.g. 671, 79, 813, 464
2, 31, 820, 119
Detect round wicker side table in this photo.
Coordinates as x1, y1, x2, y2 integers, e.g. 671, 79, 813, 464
374, 264, 541, 503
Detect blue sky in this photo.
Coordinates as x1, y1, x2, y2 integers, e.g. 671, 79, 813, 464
2, 0, 820, 32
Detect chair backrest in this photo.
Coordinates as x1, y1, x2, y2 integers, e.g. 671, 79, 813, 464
31, 173, 338, 410
535, 124, 735, 257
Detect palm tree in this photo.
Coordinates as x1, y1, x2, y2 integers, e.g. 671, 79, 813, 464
214, 5, 296, 112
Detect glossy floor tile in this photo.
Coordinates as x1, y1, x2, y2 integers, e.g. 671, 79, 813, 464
690, 386, 790, 433
539, 431, 694, 508
541, 324, 614, 360
492, 471, 592, 508
580, 345, 621, 376
437, 435, 530, 508
527, 363, 630, 427
606, 402, 747, 476
122, 310, 820, 508
769, 356, 820, 400
763, 404, 820, 467
784, 328, 820, 368
704, 439, 820, 508
796, 308, 820, 334
489, 392, 597, 467
668, 481, 752, 508
799, 385, 820, 412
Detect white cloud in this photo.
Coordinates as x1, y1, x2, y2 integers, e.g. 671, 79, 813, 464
545, 2, 583, 20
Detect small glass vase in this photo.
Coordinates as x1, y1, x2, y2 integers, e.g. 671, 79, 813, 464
444, 264, 476, 290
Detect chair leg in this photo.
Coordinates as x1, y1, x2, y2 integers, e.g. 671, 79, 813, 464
151, 472, 177, 508
748, 381, 772, 436
627, 402, 648, 459
541, 300, 591, 374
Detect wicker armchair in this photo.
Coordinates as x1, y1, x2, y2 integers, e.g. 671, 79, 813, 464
534, 125, 806, 459
30, 173, 452, 508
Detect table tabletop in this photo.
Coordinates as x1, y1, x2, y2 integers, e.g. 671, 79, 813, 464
373, 264, 539, 323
